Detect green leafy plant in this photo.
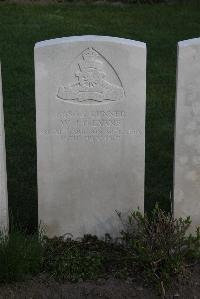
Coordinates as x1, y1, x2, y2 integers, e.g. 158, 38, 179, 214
41, 234, 131, 281
42, 235, 104, 281
185, 227, 200, 261
117, 205, 199, 293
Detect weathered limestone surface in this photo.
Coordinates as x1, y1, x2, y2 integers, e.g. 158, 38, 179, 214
35, 36, 146, 238
174, 38, 200, 232
0, 63, 8, 232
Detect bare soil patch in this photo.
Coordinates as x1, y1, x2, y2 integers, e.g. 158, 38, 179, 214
0, 264, 199, 299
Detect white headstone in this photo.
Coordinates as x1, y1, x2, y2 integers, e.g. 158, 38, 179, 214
0, 63, 8, 233
35, 36, 146, 238
174, 38, 200, 232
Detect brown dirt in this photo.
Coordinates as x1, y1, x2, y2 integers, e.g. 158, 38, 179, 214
0, 264, 199, 299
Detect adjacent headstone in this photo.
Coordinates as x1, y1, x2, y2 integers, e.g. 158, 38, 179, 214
35, 36, 146, 238
0, 63, 8, 233
174, 38, 200, 232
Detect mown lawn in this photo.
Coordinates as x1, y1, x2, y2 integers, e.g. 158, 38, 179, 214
0, 2, 200, 231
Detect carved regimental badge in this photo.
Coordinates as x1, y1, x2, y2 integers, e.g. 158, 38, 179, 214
57, 47, 125, 103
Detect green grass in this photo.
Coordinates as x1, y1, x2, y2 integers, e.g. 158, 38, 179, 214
0, 230, 42, 282
0, 2, 200, 230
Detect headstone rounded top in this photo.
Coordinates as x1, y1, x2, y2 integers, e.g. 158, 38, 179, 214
35, 35, 146, 49
178, 37, 200, 47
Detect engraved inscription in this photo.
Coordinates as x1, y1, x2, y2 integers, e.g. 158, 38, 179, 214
40, 110, 142, 144
57, 48, 125, 103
